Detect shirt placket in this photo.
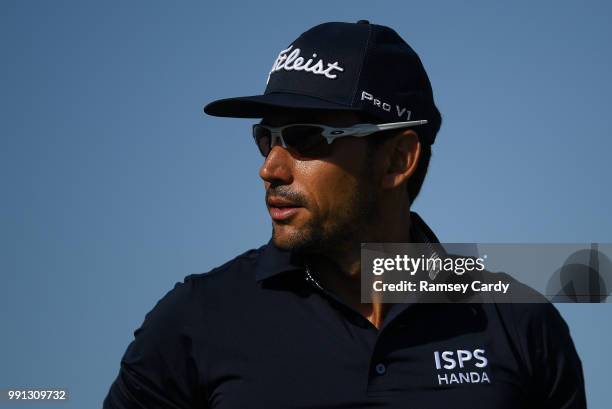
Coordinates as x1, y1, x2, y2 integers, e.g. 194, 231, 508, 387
302, 264, 405, 393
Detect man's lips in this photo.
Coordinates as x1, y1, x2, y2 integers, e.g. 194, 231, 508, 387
267, 197, 303, 221
269, 206, 300, 221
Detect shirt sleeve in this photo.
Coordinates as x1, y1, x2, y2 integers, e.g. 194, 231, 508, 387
515, 302, 587, 409
103, 278, 205, 409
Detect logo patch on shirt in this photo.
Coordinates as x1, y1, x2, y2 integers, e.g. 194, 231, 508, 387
433, 349, 491, 385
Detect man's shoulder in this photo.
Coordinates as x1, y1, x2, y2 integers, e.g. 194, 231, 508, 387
148, 245, 268, 321
184, 245, 266, 287
444, 264, 571, 347
477, 271, 573, 361
474, 269, 567, 328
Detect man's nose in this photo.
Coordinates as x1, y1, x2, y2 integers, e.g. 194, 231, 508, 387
259, 144, 294, 185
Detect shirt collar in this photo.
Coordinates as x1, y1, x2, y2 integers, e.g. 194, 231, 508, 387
254, 239, 306, 282
254, 211, 441, 282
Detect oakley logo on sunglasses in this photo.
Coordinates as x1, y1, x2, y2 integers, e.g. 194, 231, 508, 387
361, 91, 412, 121
267, 45, 345, 84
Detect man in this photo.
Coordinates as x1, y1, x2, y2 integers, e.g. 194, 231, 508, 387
104, 21, 586, 408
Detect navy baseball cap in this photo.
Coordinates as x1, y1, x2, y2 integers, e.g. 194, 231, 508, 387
204, 20, 441, 144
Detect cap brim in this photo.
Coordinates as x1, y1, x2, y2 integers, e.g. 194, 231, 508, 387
203, 92, 360, 118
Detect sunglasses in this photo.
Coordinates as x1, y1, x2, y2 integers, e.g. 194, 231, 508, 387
253, 120, 428, 157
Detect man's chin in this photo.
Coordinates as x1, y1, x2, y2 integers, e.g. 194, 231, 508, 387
271, 224, 317, 252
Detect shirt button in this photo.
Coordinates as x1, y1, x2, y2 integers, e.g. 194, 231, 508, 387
375, 363, 387, 375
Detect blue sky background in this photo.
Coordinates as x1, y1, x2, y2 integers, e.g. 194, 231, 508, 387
1, 1, 610, 408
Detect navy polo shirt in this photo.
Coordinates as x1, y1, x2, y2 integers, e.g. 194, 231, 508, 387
104, 213, 586, 409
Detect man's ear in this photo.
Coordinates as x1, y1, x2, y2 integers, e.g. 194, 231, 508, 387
381, 130, 421, 189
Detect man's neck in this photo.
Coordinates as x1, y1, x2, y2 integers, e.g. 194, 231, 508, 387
307, 211, 413, 329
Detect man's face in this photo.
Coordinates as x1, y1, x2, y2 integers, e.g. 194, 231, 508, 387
258, 110, 381, 254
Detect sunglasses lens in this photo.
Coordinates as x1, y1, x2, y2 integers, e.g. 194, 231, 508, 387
282, 125, 329, 156
253, 125, 272, 157
253, 124, 331, 157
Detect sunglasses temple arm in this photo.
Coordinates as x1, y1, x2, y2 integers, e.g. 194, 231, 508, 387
349, 120, 428, 136
375, 120, 429, 132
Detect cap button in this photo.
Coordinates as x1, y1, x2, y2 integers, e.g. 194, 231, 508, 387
356, 20, 370, 25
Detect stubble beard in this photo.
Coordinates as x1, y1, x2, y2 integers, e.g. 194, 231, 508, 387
272, 171, 379, 256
